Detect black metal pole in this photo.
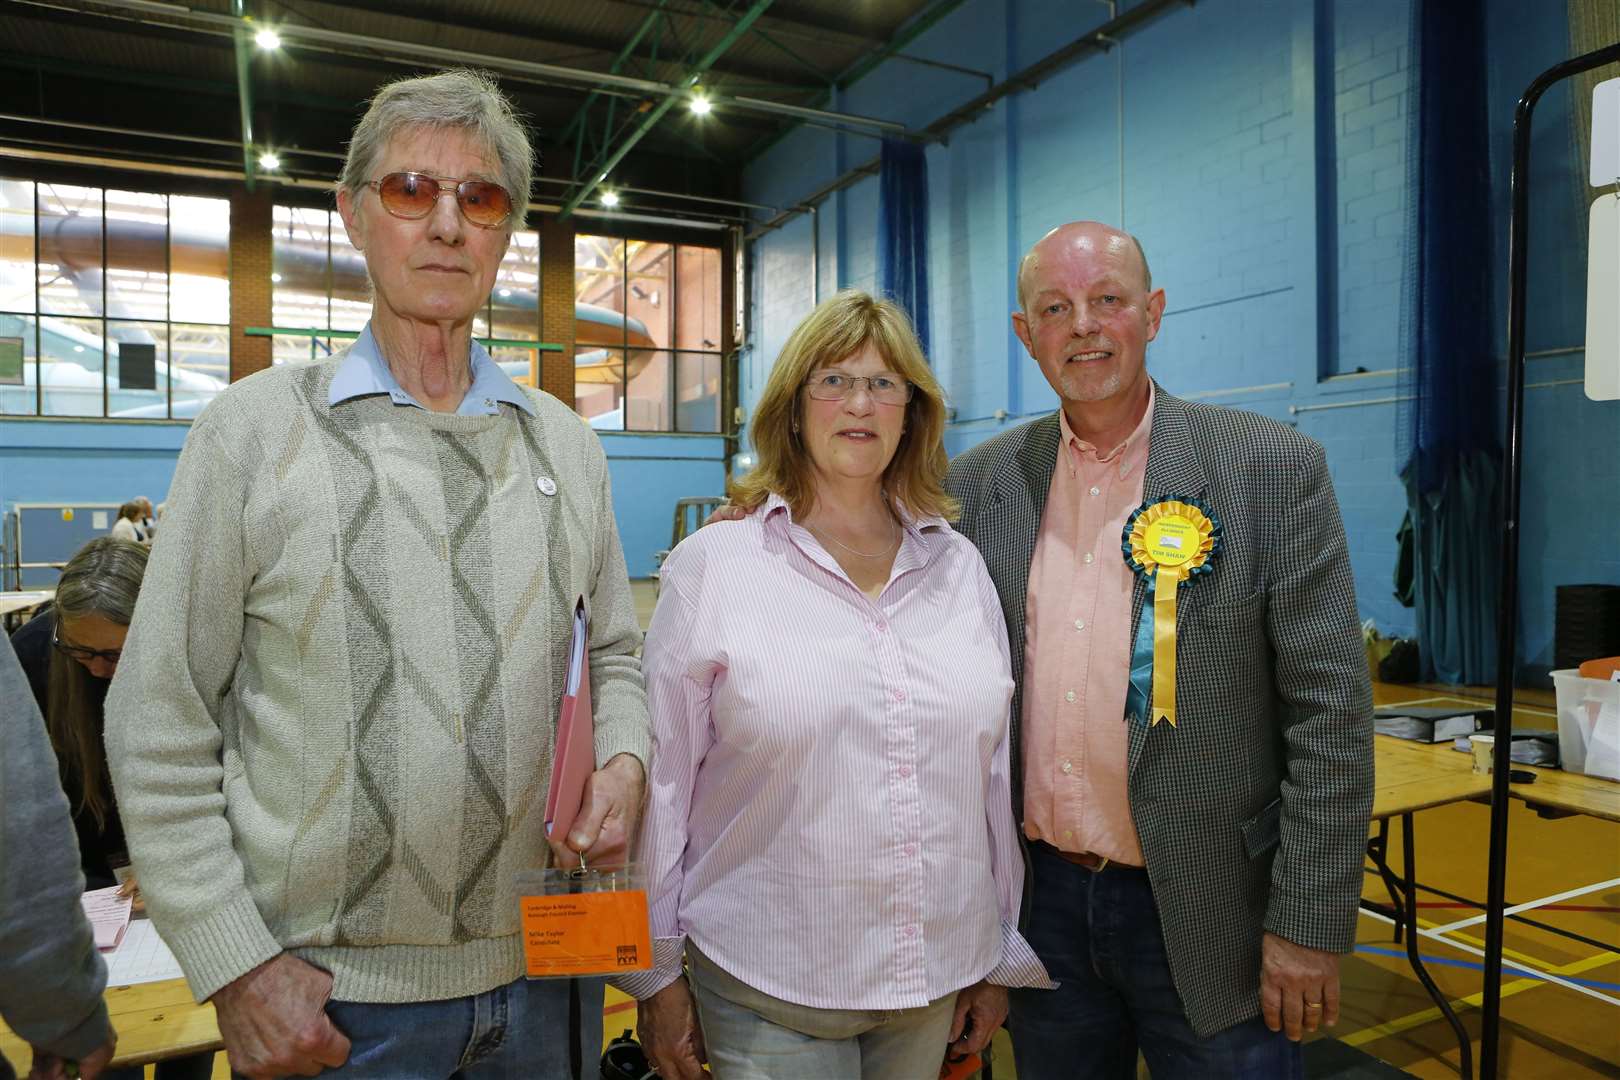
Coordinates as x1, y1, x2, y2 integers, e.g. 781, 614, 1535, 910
1484, 40, 1620, 1080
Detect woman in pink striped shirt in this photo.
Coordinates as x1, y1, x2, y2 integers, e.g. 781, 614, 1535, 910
626, 291, 1052, 1080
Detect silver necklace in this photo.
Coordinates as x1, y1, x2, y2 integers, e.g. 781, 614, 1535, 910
807, 514, 900, 559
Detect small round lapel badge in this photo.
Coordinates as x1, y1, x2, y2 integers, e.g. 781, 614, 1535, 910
536, 476, 558, 496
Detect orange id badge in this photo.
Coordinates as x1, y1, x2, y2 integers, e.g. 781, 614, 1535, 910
515, 864, 653, 979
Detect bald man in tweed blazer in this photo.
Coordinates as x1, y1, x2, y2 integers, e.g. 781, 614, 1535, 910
946, 222, 1373, 1079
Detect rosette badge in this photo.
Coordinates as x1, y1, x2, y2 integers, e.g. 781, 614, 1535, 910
1122, 497, 1222, 727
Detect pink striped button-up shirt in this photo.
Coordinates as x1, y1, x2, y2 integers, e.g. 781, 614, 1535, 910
623, 493, 1052, 1009
1021, 386, 1154, 866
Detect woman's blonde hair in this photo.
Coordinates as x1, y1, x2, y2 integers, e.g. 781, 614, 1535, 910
729, 290, 956, 522
47, 537, 148, 830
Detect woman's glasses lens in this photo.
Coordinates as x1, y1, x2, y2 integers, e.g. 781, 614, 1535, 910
375, 173, 513, 227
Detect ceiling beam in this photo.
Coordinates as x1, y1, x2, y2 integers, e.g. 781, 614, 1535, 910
598, 0, 884, 50
24, 0, 912, 137
231, 0, 256, 189
312, 0, 809, 90
561, 0, 775, 218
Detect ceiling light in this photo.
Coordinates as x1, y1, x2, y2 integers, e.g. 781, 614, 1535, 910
270, 272, 282, 283
600, 190, 620, 208
689, 94, 712, 116
498, 288, 512, 297
258, 151, 280, 170
254, 28, 281, 50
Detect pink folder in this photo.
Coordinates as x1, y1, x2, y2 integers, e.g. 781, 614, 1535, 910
544, 596, 593, 844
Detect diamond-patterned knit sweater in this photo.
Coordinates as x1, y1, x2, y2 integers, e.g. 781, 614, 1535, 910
105, 350, 650, 1004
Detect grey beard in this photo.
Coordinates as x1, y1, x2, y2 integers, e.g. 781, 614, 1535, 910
1059, 366, 1123, 403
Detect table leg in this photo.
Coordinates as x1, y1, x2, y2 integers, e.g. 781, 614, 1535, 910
1400, 812, 1473, 1080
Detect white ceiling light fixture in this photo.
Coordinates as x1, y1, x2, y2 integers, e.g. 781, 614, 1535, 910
270, 272, 282, 283
601, 190, 620, 208
689, 94, 713, 116
254, 28, 281, 50
258, 151, 280, 169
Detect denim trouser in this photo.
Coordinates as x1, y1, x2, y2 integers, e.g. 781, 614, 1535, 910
232, 975, 604, 1080
686, 942, 957, 1080
1007, 844, 1301, 1080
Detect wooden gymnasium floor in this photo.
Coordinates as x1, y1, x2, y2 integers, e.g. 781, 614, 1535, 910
150, 583, 1618, 1077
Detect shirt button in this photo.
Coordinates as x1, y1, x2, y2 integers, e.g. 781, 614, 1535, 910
897, 765, 913, 779
903, 843, 918, 857
874, 621, 888, 633
892, 689, 907, 703
1084, 552, 1095, 564
1089, 485, 1101, 497
903, 925, 917, 937
1074, 619, 1085, 631
1061, 759, 1073, 774
484, 398, 495, 408
1063, 829, 1074, 842
1064, 690, 1077, 703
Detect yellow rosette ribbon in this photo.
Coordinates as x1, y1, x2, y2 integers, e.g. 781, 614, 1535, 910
1122, 498, 1221, 728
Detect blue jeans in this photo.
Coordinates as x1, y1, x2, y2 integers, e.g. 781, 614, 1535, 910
1007, 845, 1300, 1080
235, 976, 603, 1079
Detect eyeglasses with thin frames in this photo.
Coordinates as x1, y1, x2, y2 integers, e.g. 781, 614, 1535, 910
53, 627, 122, 666
366, 172, 515, 228
803, 371, 915, 406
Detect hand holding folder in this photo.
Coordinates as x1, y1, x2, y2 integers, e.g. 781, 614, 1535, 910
545, 596, 595, 865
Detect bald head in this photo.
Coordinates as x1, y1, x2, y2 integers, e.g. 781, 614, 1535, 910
1017, 222, 1152, 312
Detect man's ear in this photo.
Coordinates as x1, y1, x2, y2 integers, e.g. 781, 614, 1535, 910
336, 188, 365, 252
1011, 310, 1035, 357
1143, 288, 1166, 343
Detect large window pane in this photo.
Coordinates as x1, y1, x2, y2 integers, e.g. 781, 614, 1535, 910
627, 241, 673, 349
38, 185, 102, 317
107, 320, 168, 418
171, 322, 228, 416
0, 179, 34, 313
170, 196, 229, 325
0, 313, 38, 415
330, 212, 370, 332
575, 347, 625, 428
105, 191, 168, 320
674, 246, 722, 352
575, 235, 626, 350
626, 348, 671, 431
675, 351, 722, 433
273, 205, 332, 332
272, 331, 339, 367
41, 315, 104, 417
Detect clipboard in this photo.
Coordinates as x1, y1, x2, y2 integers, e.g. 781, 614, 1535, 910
544, 595, 593, 844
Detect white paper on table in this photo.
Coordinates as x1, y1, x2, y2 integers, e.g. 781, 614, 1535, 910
80, 886, 132, 951
104, 918, 186, 987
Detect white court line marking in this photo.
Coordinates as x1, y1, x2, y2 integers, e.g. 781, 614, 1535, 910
1428, 877, 1620, 935
1384, 693, 1556, 717
1359, 908, 1620, 1007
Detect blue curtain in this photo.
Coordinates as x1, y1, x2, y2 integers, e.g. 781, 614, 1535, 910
1396, 0, 1501, 685
877, 138, 931, 358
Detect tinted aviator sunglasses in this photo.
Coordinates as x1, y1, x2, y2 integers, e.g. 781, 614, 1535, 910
367, 172, 515, 228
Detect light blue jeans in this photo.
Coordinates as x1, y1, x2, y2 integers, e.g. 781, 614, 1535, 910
686, 943, 957, 1080
239, 976, 604, 1079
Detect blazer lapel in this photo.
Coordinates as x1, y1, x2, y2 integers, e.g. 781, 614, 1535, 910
1128, 385, 1208, 777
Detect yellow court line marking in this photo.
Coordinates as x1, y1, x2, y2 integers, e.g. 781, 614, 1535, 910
1342, 950, 1619, 1047
1344, 905, 1620, 1048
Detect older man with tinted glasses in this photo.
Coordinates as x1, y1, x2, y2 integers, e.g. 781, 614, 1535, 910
106, 69, 649, 1080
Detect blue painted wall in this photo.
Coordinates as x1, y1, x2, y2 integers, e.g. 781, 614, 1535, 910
0, 419, 725, 582
741, 0, 1620, 677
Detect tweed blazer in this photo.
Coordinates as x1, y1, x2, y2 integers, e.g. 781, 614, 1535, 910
945, 383, 1374, 1037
